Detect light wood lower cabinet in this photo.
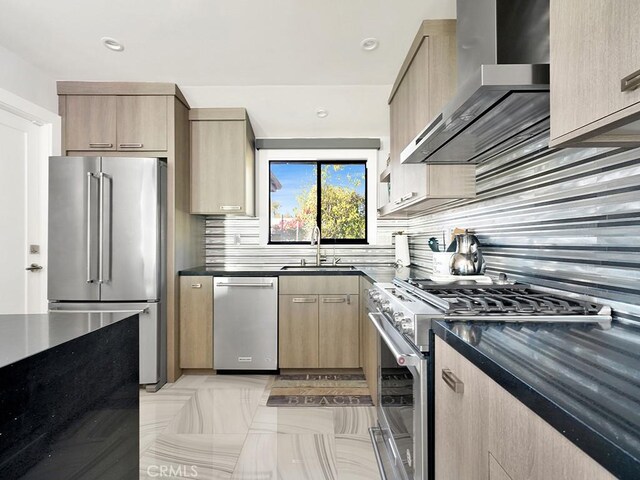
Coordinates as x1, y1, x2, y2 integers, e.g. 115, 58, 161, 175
360, 277, 378, 405
279, 275, 360, 369
319, 294, 359, 368
179, 276, 213, 368
434, 337, 614, 480
279, 295, 319, 368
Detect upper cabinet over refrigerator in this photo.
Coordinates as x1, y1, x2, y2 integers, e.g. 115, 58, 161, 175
550, 0, 640, 147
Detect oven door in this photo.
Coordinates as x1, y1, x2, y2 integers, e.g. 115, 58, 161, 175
369, 312, 429, 480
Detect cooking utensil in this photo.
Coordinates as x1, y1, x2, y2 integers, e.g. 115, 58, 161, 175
428, 237, 440, 252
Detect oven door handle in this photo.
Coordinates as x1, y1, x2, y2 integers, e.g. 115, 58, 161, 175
368, 312, 421, 367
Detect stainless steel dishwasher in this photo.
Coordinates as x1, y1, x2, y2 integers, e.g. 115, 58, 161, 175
213, 277, 278, 371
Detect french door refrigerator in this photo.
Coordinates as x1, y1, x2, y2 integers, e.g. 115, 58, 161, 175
48, 156, 167, 391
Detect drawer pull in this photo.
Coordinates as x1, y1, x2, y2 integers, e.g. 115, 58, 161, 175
119, 143, 143, 148
191, 283, 202, 289
293, 297, 316, 303
442, 368, 464, 393
322, 297, 346, 303
89, 143, 113, 148
220, 205, 242, 211
621, 68, 640, 92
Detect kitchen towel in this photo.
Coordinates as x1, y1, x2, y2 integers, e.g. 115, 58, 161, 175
395, 234, 411, 267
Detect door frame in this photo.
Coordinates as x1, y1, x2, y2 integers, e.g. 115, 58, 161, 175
0, 87, 61, 312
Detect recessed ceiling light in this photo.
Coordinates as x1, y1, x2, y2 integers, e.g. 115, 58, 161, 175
361, 38, 379, 51
316, 108, 329, 118
101, 36, 124, 52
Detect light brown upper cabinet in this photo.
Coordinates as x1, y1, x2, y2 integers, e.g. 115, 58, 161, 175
550, 0, 640, 147
116, 96, 167, 151
190, 108, 255, 216
382, 20, 474, 217
65, 95, 117, 151
62, 93, 168, 152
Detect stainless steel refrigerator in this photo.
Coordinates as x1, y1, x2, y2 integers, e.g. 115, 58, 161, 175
47, 156, 167, 391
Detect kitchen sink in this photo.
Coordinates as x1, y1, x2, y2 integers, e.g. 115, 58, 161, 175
280, 265, 358, 272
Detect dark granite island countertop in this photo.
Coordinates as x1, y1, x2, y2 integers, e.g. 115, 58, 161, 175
434, 320, 640, 479
0, 312, 140, 479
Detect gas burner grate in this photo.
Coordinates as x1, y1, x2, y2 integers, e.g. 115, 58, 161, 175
400, 280, 604, 316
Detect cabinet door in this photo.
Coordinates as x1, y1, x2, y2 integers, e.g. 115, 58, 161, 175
550, 0, 640, 145
279, 295, 319, 368
179, 276, 213, 368
319, 294, 359, 368
116, 96, 167, 151
65, 95, 117, 151
191, 120, 247, 214
360, 278, 378, 405
434, 337, 488, 480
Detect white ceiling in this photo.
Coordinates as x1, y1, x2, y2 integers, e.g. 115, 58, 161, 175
0, 0, 455, 86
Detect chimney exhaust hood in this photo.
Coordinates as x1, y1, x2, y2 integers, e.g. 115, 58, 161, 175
401, 0, 550, 165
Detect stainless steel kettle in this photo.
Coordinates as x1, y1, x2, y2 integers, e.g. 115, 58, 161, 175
449, 231, 486, 275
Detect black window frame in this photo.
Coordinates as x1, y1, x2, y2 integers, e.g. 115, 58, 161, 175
268, 160, 368, 245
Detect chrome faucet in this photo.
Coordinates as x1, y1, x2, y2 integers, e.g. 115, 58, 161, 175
311, 226, 322, 266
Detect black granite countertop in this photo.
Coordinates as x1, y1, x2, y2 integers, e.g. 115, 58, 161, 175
0, 312, 139, 369
178, 264, 431, 284
433, 320, 640, 479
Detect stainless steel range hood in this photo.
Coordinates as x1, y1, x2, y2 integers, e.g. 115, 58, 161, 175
402, 0, 550, 165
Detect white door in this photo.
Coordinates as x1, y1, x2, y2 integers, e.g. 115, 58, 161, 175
0, 108, 46, 313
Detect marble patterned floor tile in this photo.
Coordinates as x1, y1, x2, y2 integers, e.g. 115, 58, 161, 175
173, 374, 273, 391
140, 388, 196, 454
249, 407, 334, 434
140, 434, 245, 479
258, 376, 276, 406
335, 435, 380, 480
333, 407, 378, 435
165, 388, 262, 434
231, 433, 338, 480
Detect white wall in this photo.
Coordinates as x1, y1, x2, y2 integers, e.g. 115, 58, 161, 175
181, 85, 391, 138
0, 45, 57, 113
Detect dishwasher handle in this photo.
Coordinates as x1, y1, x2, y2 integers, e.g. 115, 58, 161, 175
215, 282, 274, 288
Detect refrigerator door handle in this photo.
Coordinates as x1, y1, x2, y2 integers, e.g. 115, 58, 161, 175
86, 172, 97, 283
98, 172, 110, 284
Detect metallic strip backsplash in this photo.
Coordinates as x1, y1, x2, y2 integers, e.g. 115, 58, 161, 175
406, 134, 640, 325
203, 217, 404, 268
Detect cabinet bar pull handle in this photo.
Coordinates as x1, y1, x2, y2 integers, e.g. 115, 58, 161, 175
191, 283, 202, 288
293, 297, 316, 303
89, 143, 113, 148
216, 282, 274, 288
118, 143, 143, 148
322, 297, 346, 303
442, 368, 464, 393
220, 205, 242, 211
621, 68, 640, 92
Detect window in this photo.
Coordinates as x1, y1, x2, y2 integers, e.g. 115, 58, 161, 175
269, 161, 367, 244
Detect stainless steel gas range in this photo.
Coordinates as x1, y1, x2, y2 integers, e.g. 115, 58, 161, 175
367, 277, 612, 480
